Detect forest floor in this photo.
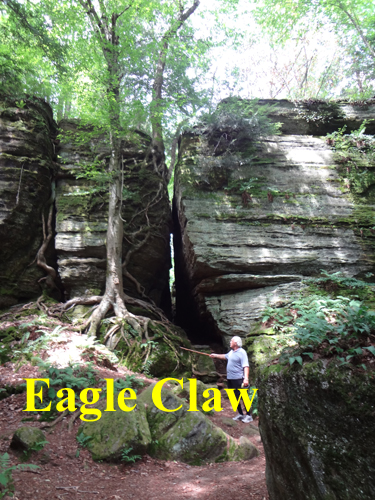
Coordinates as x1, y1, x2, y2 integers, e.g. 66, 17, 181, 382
0, 315, 268, 500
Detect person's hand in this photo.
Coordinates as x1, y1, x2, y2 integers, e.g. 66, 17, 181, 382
243, 378, 249, 387
210, 354, 216, 358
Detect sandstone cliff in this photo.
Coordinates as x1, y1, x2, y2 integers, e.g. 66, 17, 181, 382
0, 97, 57, 307
0, 99, 171, 311
173, 99, 375, 346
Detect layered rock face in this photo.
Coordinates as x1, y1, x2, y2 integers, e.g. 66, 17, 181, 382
56, 121, 172, 308
0, 97, 57, 307
173, 100, 375, 346
0, 100, 171, 311
173, 98, 375, 499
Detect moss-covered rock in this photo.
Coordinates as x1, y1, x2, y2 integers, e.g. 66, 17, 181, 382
191, 347, 217, 383
171, 379, 217, 411
11, 426, 47, 452
231, 436, 259, 461
138, 383, 259, 464
257, 361, 375, 500
80, 398, 151, 462
115, 321, 192, 379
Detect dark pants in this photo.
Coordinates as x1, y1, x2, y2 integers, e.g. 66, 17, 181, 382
227, 378, 251, 415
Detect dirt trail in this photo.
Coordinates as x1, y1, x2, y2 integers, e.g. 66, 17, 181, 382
0, 328, 268, 500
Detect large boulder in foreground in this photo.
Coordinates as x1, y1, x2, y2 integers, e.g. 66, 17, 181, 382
139, 384, 259, 464
257, 361, 375, 500
79, 384, 259, 464
80, 398, 151, 461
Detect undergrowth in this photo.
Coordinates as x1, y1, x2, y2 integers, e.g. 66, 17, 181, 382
0, 453, 38, 498
326, 120, 375, 196
29, 364, 142, 421
262, 272, 375, 370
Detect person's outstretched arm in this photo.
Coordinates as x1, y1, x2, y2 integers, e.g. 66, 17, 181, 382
210, 353, 226, 360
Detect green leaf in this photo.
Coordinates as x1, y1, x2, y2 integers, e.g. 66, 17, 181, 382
295, 356, 303, 366
48, 388, 56, 399
364, 346, 375, 356
289, 357, 296, 365
303, 352, 313, 359
0, 472, 8, 486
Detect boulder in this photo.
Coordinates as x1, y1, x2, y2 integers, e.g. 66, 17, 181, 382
80, 398, 151, 461
11, 426, 47, 452
171, 378, 218, 410
138, 383, 259, 464
257, 361, 375, 500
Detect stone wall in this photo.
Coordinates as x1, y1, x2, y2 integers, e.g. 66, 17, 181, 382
173, 99, 375, 346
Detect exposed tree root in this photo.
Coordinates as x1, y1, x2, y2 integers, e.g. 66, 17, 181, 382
68, 408, 82, 432
51, 293, 168, 323
35, 185, 59, 295
40, 410, 68, 430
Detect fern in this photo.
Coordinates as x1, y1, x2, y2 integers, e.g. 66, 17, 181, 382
0, 453, 39, 498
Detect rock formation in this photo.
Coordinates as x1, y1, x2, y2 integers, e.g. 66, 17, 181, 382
173, 99, 375, 347
173, 98, 375, 499
80, 383, 259, 464
56, 120, 171, 309
0, 99, 172, 312
257, 361, 375, 500
0, 97, 58, 307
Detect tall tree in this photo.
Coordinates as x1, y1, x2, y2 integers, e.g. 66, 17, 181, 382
1, 0, 239, 338
54, 0, 201, 335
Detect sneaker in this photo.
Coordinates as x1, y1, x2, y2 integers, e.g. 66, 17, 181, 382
242, 415, 253, 423
232, 414, 244, 421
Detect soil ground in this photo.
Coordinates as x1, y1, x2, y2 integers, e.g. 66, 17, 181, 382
0, 323, 268, 500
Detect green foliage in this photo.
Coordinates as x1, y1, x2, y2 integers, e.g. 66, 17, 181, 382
304, 270, 375, 301
22, 440, 49, 461
120, 447, 141, 464
261, 271, 375, 368
248, 386, 258, 417
197, 98, 281, 156
32, 362, 98, 420
254, 0, 375, 99
265, 290, 375, 368
326, 121, 375, 195
0, 452, 39, 498
76, 433, 92, 448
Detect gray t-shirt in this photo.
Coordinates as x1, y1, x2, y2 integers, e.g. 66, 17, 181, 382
225, 348, 249, 380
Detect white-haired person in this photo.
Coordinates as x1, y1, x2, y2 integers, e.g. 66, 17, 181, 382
210, 336, 253, 422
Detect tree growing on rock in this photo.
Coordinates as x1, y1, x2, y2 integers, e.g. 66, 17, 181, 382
0, 0, 240, 368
